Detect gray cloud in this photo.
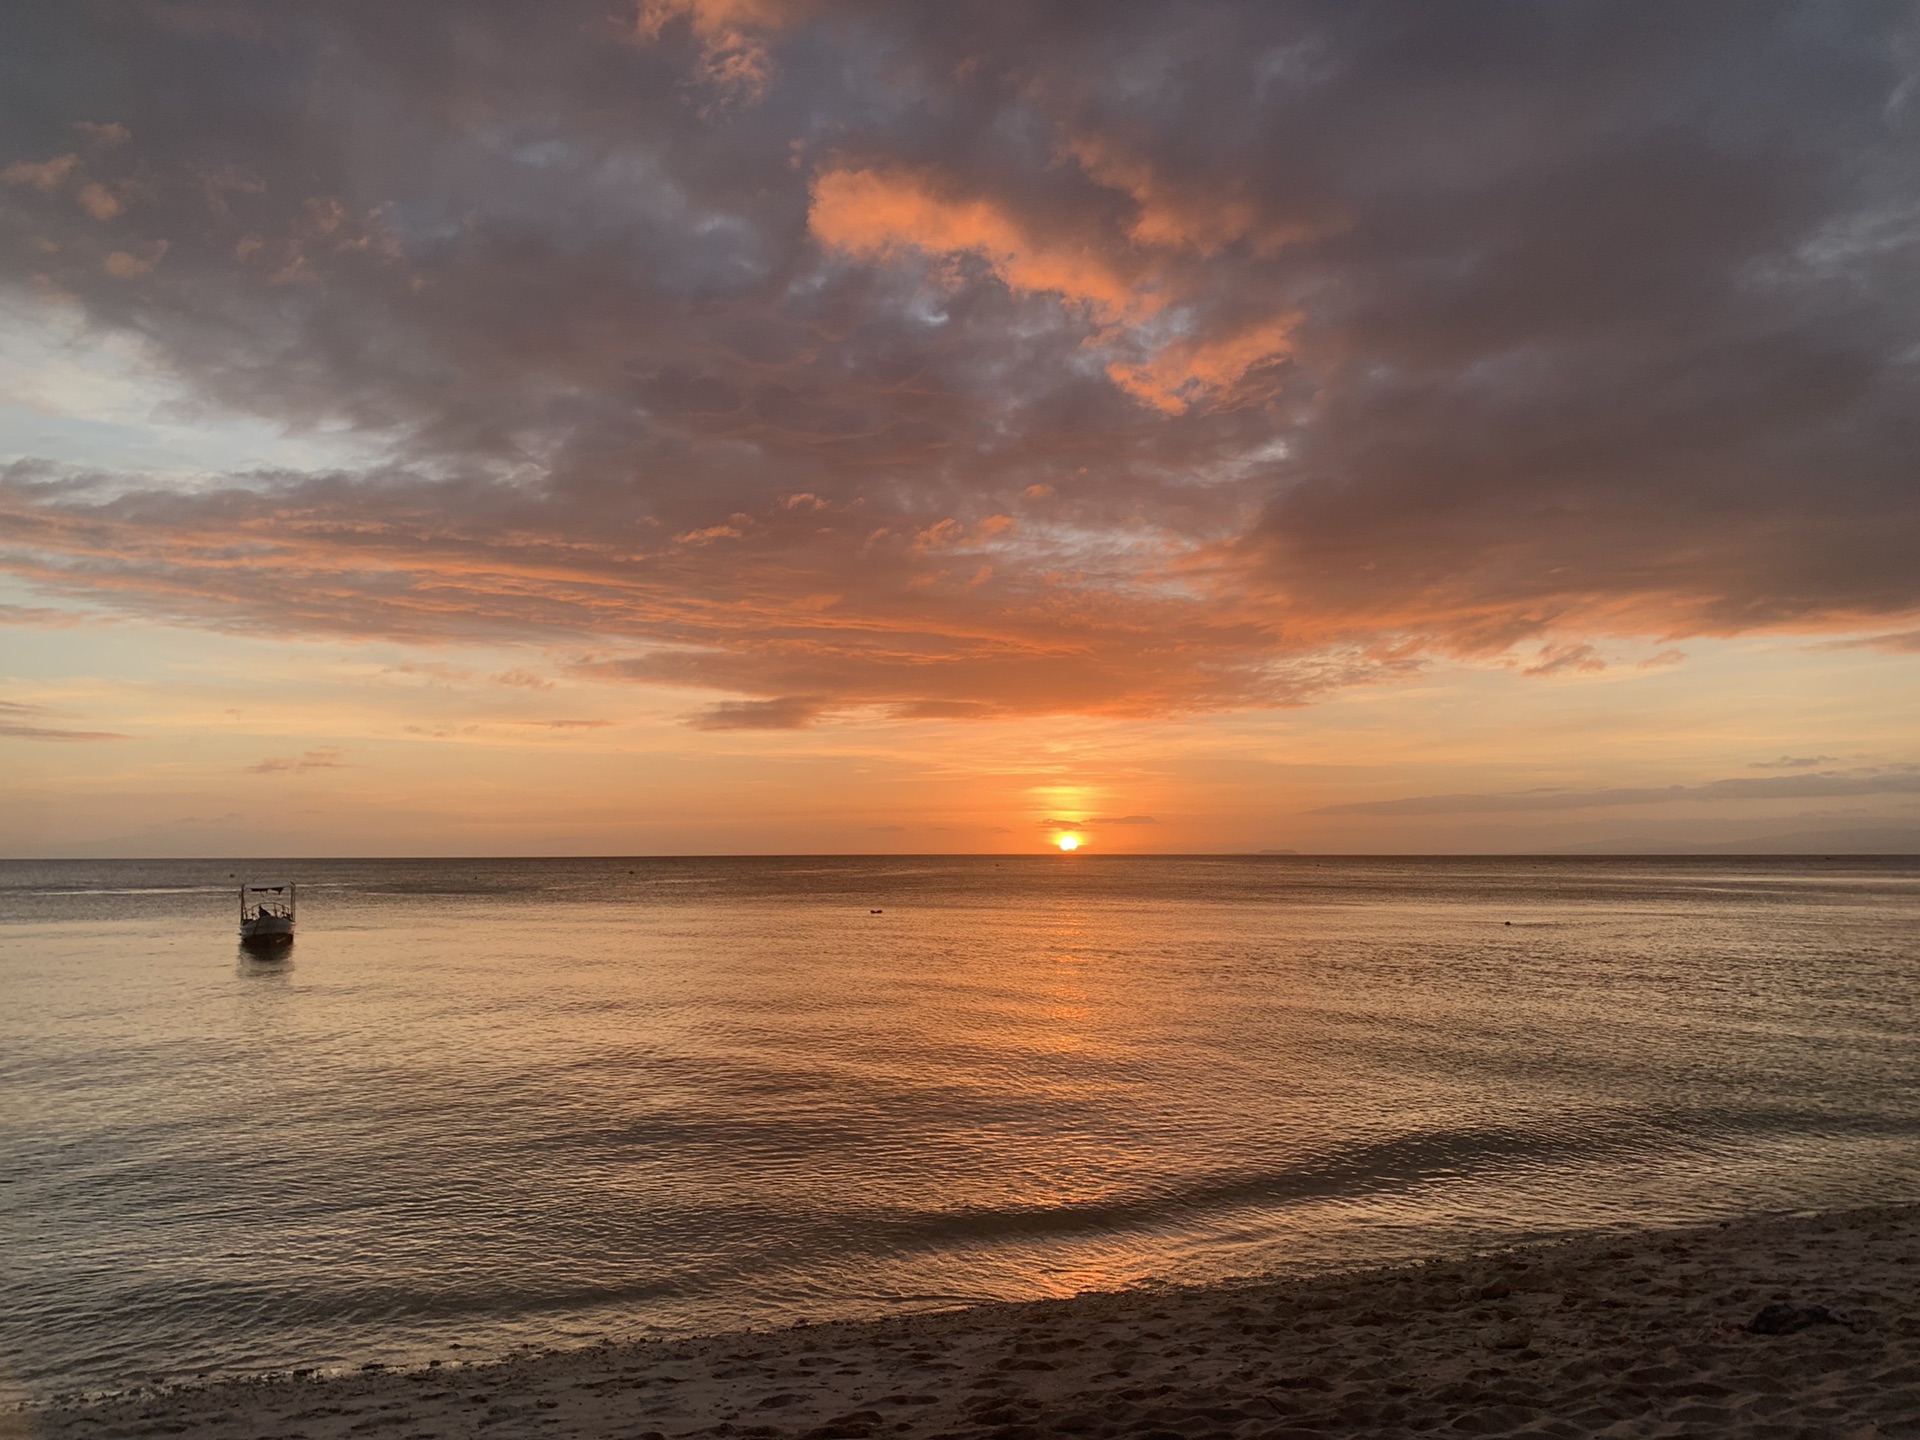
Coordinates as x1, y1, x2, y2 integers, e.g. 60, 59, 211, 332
1523, 643, 1605, 678
686, 695, 826, 730
247, 748, 345, 773
491, 669, 554, 690
0, 698, 127, 742
1313, 768, 1920, 816
1836, 630, 1920, 653
1, 3, 1917, 716
0, 603, 84, 625
0, 721, 127, 742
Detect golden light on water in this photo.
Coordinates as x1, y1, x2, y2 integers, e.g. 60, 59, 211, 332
1056, 834, 1081, 852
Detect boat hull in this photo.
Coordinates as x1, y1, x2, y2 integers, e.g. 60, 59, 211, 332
240, 916, 294, 944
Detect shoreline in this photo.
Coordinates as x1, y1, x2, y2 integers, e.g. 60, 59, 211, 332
16, 1202, 1918, 1440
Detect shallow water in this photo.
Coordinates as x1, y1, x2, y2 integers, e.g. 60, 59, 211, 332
3, 855, 1916, 1400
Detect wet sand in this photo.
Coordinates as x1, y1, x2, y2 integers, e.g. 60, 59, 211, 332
18, 1203, 1919, 1440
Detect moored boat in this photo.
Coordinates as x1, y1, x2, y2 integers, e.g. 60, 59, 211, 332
240, 883, 295, 946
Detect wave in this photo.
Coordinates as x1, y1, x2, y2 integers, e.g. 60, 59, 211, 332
852, 1109, 1900, 1252
853, 1124, 1584, 1250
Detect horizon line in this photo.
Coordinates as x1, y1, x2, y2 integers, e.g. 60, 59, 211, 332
3, 851, 1915, 863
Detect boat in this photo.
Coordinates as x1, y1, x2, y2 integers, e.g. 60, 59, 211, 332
240, 883, 295, 947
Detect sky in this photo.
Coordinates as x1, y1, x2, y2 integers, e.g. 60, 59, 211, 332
2, 0, 1919, 857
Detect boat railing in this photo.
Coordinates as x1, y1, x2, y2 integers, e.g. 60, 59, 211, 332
240, 883, 296, 923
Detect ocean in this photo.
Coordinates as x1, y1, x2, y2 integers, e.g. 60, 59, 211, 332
3, 855, 1916, 1402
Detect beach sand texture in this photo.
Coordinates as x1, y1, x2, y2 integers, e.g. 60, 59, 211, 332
20, 1204, 1918, 1440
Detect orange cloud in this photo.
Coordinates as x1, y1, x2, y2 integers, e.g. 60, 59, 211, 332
677, 515, 752, 544
1107, 314, 1299, 414
0, 467, 1356, 721
3, 154, 79, 191
77, 182, 122, 221
809, 166, 1146, 321
911, 517, 964, 551
809, 165, 1299, 412
632, 0, 801, 101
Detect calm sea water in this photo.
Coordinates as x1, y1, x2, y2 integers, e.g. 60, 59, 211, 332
3, 855, 1917, 1401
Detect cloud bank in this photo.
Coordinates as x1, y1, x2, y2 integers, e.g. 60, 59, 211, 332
0, 699, 125, 743
1313, 768, 1920, 816
3, 1, 1918, 719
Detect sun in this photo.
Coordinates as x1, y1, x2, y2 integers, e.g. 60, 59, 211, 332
1056, 833, 1081, 852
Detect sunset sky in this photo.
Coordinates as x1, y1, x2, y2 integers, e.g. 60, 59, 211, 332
3, 1, 1918, 856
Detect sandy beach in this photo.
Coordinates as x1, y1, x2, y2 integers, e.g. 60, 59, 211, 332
17, 1203, 1917, 1440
